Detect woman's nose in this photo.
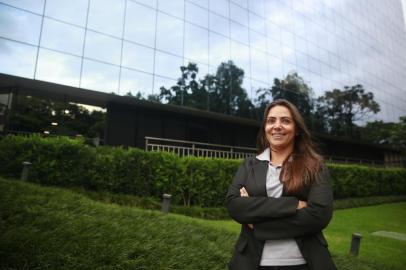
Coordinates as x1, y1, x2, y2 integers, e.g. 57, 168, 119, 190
272, 121, 282, 129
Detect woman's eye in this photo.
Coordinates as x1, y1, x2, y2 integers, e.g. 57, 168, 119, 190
282, 119, 291, 124
267, 118, 275, 124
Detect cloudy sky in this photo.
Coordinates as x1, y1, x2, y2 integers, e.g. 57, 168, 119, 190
0, 0, 406, 121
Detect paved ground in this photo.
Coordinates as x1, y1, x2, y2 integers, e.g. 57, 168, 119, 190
371, 231, 406, 241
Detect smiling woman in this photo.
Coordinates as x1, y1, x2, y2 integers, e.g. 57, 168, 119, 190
226, 99, 336, 270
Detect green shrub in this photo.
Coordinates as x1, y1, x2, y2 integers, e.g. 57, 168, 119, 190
1, 135, 405, 208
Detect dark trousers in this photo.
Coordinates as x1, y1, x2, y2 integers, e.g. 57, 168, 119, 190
258, 265, 309, 270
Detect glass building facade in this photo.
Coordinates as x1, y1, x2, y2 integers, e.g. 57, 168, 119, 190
1, 0, 406, 122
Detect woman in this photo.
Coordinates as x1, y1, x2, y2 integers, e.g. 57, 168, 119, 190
226, 99, 336, 270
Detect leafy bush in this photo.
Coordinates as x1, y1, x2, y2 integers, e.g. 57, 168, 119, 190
1, 135, 405, 207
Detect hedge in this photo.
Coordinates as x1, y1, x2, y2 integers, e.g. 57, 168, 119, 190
1, 135, 405, 207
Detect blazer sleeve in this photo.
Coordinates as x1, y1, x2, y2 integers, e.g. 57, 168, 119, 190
253, 166, 334, 241
226, 158, 299, 224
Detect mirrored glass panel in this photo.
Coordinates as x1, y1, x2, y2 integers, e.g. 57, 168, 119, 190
184, 23, 208, 64
209, 0, 228, 17
120, 68, 153, 96
153, 75, 177, 97
268, 54, 283, 80
84, 31, 121, 65
230, 22, 248, 45
154, 51, 183, 79
249, 0, 264, 17
41, 18, 85, 56
249, 30, 266, 51
188, 0, 208, 9
0, 0, 44, 14
156, 12, 183, 56
81, 59, 120, 93
230, 3, 248, 26
0, 38, 36, 78
132, 0, 157, 9
87, 0, 125, 37
36, 48, 81, 87
250, 79, 268, 99
0, 4, 42, 45
158, 0, 184, 19
185, 2, 208, 28
125, 1, 156, 48
209, 12, 229, 37
230, 41, 250, 78
45, 0, 88, 26
250, 49, 268, 82
249, 12, 265, 34
122, 41, 154, 73
209, 31, 230, 68
230, 0, 247, 9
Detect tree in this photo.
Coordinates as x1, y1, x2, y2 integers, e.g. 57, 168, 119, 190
204, 61, 254, 117
159, 63, 203, 108
256, 72, 315, 123
158, 61, 255, 118
8, 94, 106, 138
316, 84, 380, 137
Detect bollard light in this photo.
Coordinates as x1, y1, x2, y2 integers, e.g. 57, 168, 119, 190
21, 161, 32, 181
161, 194, 172, 214
349, 233, 362, 256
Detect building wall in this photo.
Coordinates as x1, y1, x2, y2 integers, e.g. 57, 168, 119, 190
1, 0, 406, 122
105, 102, 259, 149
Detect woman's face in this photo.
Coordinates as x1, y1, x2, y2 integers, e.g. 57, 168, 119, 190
265, 105, 296, 151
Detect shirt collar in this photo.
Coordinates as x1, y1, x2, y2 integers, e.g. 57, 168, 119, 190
256, 148, 270, 162
256, 147, 290, 167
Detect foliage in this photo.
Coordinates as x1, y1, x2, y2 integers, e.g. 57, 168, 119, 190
158, 61, 255, 118
359, 116, 406, 151
256, 72, 314, 122
0, 178, 235, 270
1, 135, 405, 208
1, 178, 404, 270
316, 85, 380, 137
8, 94, 105, 138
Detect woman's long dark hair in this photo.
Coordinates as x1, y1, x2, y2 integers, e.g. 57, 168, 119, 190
256, 99, 323, 194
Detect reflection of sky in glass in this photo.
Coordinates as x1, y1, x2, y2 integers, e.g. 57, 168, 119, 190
87, 0, 125, 37
120, 68, 153, 96
125, 1, 156, 47
0, 0, 406, 121
36, 48, 81, 87
0, 4, 41, 45
41, 18, 84, 55
81, 59, 120, 93
122, 42, 154, 73
0, 39, 36, 78
156, 12, 183, 56
84, 31, 121, 65
45, 0, 88, 26
184, 23, 208, 64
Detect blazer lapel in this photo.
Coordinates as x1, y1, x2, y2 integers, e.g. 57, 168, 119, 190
251, 159, 268, 197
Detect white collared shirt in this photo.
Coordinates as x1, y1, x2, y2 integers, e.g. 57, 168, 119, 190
256, 148, 306, 266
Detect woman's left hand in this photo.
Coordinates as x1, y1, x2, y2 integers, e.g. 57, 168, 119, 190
240, 187, 254, 229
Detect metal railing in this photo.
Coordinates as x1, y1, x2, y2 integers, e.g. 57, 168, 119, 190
145, 136, 256, 159
145, 136, 401, 166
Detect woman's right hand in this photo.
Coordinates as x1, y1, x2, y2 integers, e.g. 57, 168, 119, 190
297, 200, 307, 209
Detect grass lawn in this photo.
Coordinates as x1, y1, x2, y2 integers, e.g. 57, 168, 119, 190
1, 178, 405, 269
198, 203, 406, 270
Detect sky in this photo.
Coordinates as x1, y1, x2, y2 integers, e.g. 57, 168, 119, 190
0, 0, 406, 121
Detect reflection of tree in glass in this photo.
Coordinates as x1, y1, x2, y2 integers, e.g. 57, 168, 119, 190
255, 71, 314, 123
136, 61, 387, 142
9, 95, 105, 139
316, 84, 380, 137
356, 116, 406, 153
158, 61, 254, 118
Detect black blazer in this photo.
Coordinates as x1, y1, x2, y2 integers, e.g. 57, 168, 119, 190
226, 157, 337, 270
